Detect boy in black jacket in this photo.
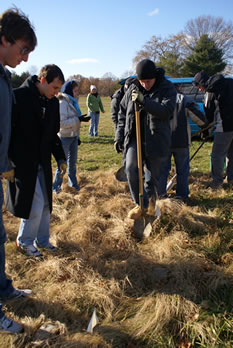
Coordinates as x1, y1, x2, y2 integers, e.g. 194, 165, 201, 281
194, 71, 233, 189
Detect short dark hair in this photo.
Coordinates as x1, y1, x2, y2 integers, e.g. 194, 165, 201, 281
38, 64, 65, 84
0, 7, 37, 51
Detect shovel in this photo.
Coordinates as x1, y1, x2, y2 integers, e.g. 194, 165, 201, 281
135, 102, 144, 213
166, 121, 217, 193
133, 102, 161, 239
166, 139, 206, 192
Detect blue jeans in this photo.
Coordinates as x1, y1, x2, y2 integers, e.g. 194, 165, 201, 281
158, 147, 190, 200
17, 166, 50, 248
53, 136, 79, 192
0, 180, 14, 309
89, 112, 100, 136
125, 140, 167, 207
211, 132, 233, 185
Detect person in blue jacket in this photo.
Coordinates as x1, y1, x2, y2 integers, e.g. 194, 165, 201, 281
53, 80, 90, 193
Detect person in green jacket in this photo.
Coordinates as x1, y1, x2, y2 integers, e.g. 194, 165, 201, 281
86, 85, 105, 136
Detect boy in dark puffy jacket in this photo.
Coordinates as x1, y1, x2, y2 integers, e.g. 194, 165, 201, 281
114, 59, 177, 219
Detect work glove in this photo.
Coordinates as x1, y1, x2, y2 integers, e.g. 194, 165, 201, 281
59, 163, 67, 177
2, 169, 15, 183
79, 114, 91, 122
114, 141, 124, 153
201, 126, 214, 140
78, 138, 81, 146
131, 90, 145, 105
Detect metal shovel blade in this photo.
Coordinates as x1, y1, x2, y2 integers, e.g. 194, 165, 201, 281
143, 222, 152, 238
114, 166, 127, 182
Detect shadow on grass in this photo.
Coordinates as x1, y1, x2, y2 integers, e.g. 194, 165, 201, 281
6, 296, 148, 347
82, 135, 114, 145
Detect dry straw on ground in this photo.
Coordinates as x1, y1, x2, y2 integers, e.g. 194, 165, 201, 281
1, 169, 233, 347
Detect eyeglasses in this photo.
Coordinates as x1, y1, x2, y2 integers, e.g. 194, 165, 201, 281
13, 40, 31, 56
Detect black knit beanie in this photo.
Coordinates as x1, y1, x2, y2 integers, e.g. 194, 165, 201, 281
136, 59, 157, 80
193, 71, 209, 87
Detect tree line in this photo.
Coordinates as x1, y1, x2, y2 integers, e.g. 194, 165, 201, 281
11, 71, 120, 97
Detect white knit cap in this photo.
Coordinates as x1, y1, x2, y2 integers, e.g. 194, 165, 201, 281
90, 85, 96, 91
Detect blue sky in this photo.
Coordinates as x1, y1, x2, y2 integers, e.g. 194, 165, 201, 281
1, 0, 233, 79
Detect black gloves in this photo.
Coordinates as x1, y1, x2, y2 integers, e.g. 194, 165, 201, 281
78, 138, 81, 146
114, 141, 124, 153
201, 123, 214, 140
79, 114, 91, 122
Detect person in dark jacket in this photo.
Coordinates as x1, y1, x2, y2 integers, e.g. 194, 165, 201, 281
6, 64, 67, 258
158, 90, 207, 201
114, 59, 177, 219
0, 7, 37, 334
111, 77, 138, 133
111, 85, 124, 133
194, 71, 233, 189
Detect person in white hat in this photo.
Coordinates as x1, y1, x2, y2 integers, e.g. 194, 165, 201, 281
86, 85, 105, 136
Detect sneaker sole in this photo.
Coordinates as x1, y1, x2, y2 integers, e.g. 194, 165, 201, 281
34, 243, 57, 252
16, 242, 43, 258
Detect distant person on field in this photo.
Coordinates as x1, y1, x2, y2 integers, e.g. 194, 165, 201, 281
53, 80, 90, 194
0, 7, 36, 334
194, 71, 233, 189
6, 64, 67, 258
86, 85, 105, 137
114, 59, 177, 220
158, 86, 208, 202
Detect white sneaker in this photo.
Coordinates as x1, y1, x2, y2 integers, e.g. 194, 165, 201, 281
0, 315, 23, 333
16, 243, 42, 257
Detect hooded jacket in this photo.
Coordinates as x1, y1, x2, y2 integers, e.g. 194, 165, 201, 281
57, 92, 81, 137
86, 92, 104, 113
115, 69, 177, 161
6, 75, 66, 218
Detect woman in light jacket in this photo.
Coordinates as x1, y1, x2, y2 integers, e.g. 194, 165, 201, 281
53, 80, 90, 193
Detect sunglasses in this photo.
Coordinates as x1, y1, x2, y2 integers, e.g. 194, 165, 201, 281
13, 40, 31, 56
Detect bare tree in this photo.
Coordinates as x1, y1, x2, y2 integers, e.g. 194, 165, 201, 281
181, 16, 233, 62
120, 69, 135, 79
133, 34, 185, 68
132, 16, 233, 73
